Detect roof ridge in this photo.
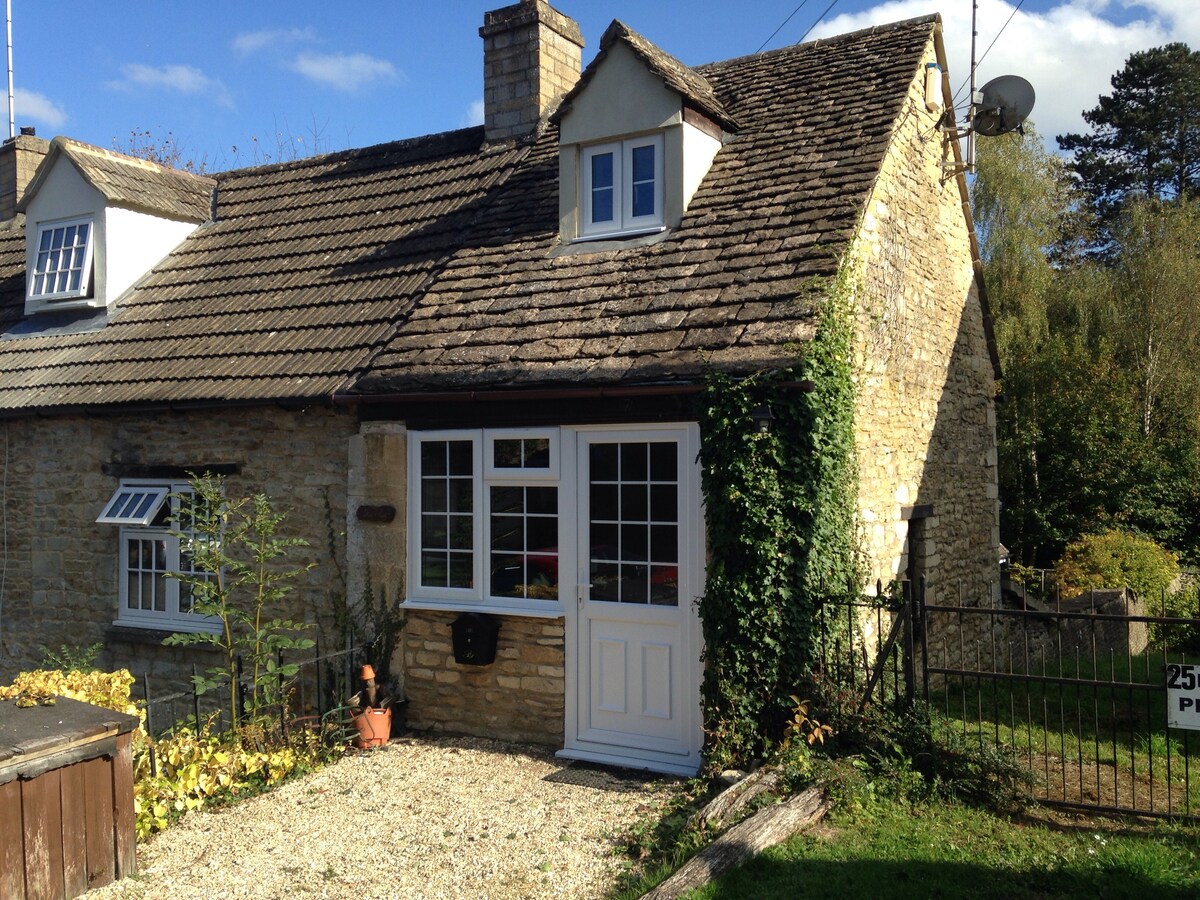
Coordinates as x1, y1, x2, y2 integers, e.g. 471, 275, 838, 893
698, 12, 940, 73
54, 136, 216, 187
213, 126, 491, 181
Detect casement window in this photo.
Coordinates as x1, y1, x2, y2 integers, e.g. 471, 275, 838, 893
29, 217, 94, 302
580, 133, 665, 239
408, 429, 563, 614
96, 480, 219, 633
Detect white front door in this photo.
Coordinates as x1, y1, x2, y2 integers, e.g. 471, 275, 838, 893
560, 425, 703, 776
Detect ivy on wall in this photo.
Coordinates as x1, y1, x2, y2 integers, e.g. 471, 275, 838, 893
698, 278, 861, 769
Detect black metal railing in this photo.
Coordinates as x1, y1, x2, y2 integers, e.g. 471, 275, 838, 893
138, 639, 362, 775
817, 577, 1198, 821
922, 595, 1198, 821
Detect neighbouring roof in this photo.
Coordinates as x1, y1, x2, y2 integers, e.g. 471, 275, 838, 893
20, 137, 216, 222
0, 15, 942, 413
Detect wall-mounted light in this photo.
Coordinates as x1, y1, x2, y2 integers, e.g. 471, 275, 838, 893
750, 404, 774, 435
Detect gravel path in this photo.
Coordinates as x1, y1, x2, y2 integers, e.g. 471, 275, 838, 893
87, 735, 680, 900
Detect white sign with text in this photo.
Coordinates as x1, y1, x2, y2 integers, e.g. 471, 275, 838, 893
1167, 663, 1200, 730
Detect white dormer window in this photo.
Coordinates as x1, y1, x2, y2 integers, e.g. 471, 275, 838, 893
580, 134, 664, 239
30, 217, 94, 301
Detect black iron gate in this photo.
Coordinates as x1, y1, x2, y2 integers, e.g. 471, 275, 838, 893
832, 581, 1199, 821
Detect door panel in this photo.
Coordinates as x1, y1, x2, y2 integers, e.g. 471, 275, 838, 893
569, 429, 701, 771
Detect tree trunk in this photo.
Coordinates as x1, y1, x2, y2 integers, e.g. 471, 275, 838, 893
640, 786, 830, 900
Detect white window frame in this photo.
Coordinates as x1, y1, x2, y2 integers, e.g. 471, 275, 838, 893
29, 216, 95, 303
579, 133, 665, 240
99, 479, 221, 634
406, 428, 567, 616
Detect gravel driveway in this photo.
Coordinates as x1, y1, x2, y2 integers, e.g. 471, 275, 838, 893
86, 735, 679, 900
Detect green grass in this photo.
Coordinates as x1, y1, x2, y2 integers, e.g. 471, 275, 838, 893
921, 646, 1200, 815
684, 792, 1199, 899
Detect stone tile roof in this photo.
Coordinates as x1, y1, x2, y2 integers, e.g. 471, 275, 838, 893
552, 20, 739, 133
21, 137, 215, 222
0, 15, 940, 412
362, 16, 935, 392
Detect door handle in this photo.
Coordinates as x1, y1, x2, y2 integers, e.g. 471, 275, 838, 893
577, 583, 593, 606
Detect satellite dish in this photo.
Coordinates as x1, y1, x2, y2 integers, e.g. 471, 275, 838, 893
972, 75, 1035, 137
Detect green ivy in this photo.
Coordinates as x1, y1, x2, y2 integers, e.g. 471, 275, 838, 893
698, 277, 862, 770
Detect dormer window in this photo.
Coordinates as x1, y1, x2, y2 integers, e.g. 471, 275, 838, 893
580, 134, 664, 239
30, 217, 94, 301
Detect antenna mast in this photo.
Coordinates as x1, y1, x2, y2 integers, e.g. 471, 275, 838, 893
967, 0, 978, 172
6, 0, 13, 140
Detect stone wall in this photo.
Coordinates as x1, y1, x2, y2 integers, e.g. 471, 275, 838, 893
481, 0, 583, 142
0, 404, 354, 685
402, 610, 565, 745
0, 133, 50, 221
849, 39, 1000, 621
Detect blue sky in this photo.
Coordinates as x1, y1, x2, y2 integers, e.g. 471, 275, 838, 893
11, 1, 1199, 170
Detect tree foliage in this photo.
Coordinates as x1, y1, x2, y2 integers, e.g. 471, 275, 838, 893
975, 123, 1200, 567
1057, 43, 1200, 247
163, 475, 315, 727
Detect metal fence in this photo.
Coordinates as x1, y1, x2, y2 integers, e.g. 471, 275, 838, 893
828, 578, 1200, 821
140, 639, 362, 741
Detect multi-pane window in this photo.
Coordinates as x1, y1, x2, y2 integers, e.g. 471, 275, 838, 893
30, 218, 94, 300
580, 134, 664, 237
97, 481, 218, 632
419, 440, 475, 590
411, 430, 560, 607
588, 441, 679, 606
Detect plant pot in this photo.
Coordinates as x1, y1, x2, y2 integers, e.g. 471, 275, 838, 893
351, 706, 392, 749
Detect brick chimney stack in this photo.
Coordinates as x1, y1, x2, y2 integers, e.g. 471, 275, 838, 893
480, 0, 583, 142
0, 132, 49, 221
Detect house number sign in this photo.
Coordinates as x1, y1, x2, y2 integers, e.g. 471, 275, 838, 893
1167, 663, 1200, 730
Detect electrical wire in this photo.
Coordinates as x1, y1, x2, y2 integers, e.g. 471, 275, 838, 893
796, 0, 841, 45
953, 0, 1026, 106
755, 1, 812, 54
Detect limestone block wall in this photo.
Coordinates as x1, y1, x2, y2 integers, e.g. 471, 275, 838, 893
403, 610, 565, 745
0, 404, 354, 685
849, 38, 1000, 618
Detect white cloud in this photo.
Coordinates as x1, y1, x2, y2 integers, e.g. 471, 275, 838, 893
106, 63, 234, 108
289, 52, 399, 92
461, 99, 485, 127
232, 27, 317, 55
807, 0, 1192, 152
14, 88, 66, 129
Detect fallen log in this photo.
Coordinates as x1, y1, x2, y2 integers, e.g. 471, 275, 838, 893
640, 786, 830, 900
690, 767, 785, 833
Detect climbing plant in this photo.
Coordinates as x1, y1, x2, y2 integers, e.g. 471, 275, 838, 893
698, 277, 862, 769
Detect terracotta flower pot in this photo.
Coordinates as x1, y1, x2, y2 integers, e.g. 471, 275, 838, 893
351, 706, 392, 749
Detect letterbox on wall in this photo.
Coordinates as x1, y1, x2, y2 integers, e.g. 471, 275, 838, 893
450, 613, 501, 666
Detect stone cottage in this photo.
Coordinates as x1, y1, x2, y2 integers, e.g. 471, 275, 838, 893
0, 2, 999, 775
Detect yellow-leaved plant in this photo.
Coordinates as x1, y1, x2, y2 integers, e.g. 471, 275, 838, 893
3, 665, 340, 841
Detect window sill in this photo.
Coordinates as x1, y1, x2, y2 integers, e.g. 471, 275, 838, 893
573, 225, 665, 244
108, 621, 223, 645
401, 597, 565, 619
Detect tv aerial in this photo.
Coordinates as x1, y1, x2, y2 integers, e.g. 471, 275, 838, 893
943, 1, 1036, 173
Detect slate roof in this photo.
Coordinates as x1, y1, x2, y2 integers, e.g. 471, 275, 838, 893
0, 14, 945, 412
20, 137, 215, 222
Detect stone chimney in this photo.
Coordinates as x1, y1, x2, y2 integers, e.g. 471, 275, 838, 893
480, 0, 583, 142
0, 132, 49, 221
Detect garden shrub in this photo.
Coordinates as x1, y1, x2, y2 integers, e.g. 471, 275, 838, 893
1054, 529, 1179, 602
0, 668, 142, 721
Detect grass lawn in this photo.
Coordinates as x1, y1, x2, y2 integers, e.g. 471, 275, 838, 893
684, 792, 1199, 899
